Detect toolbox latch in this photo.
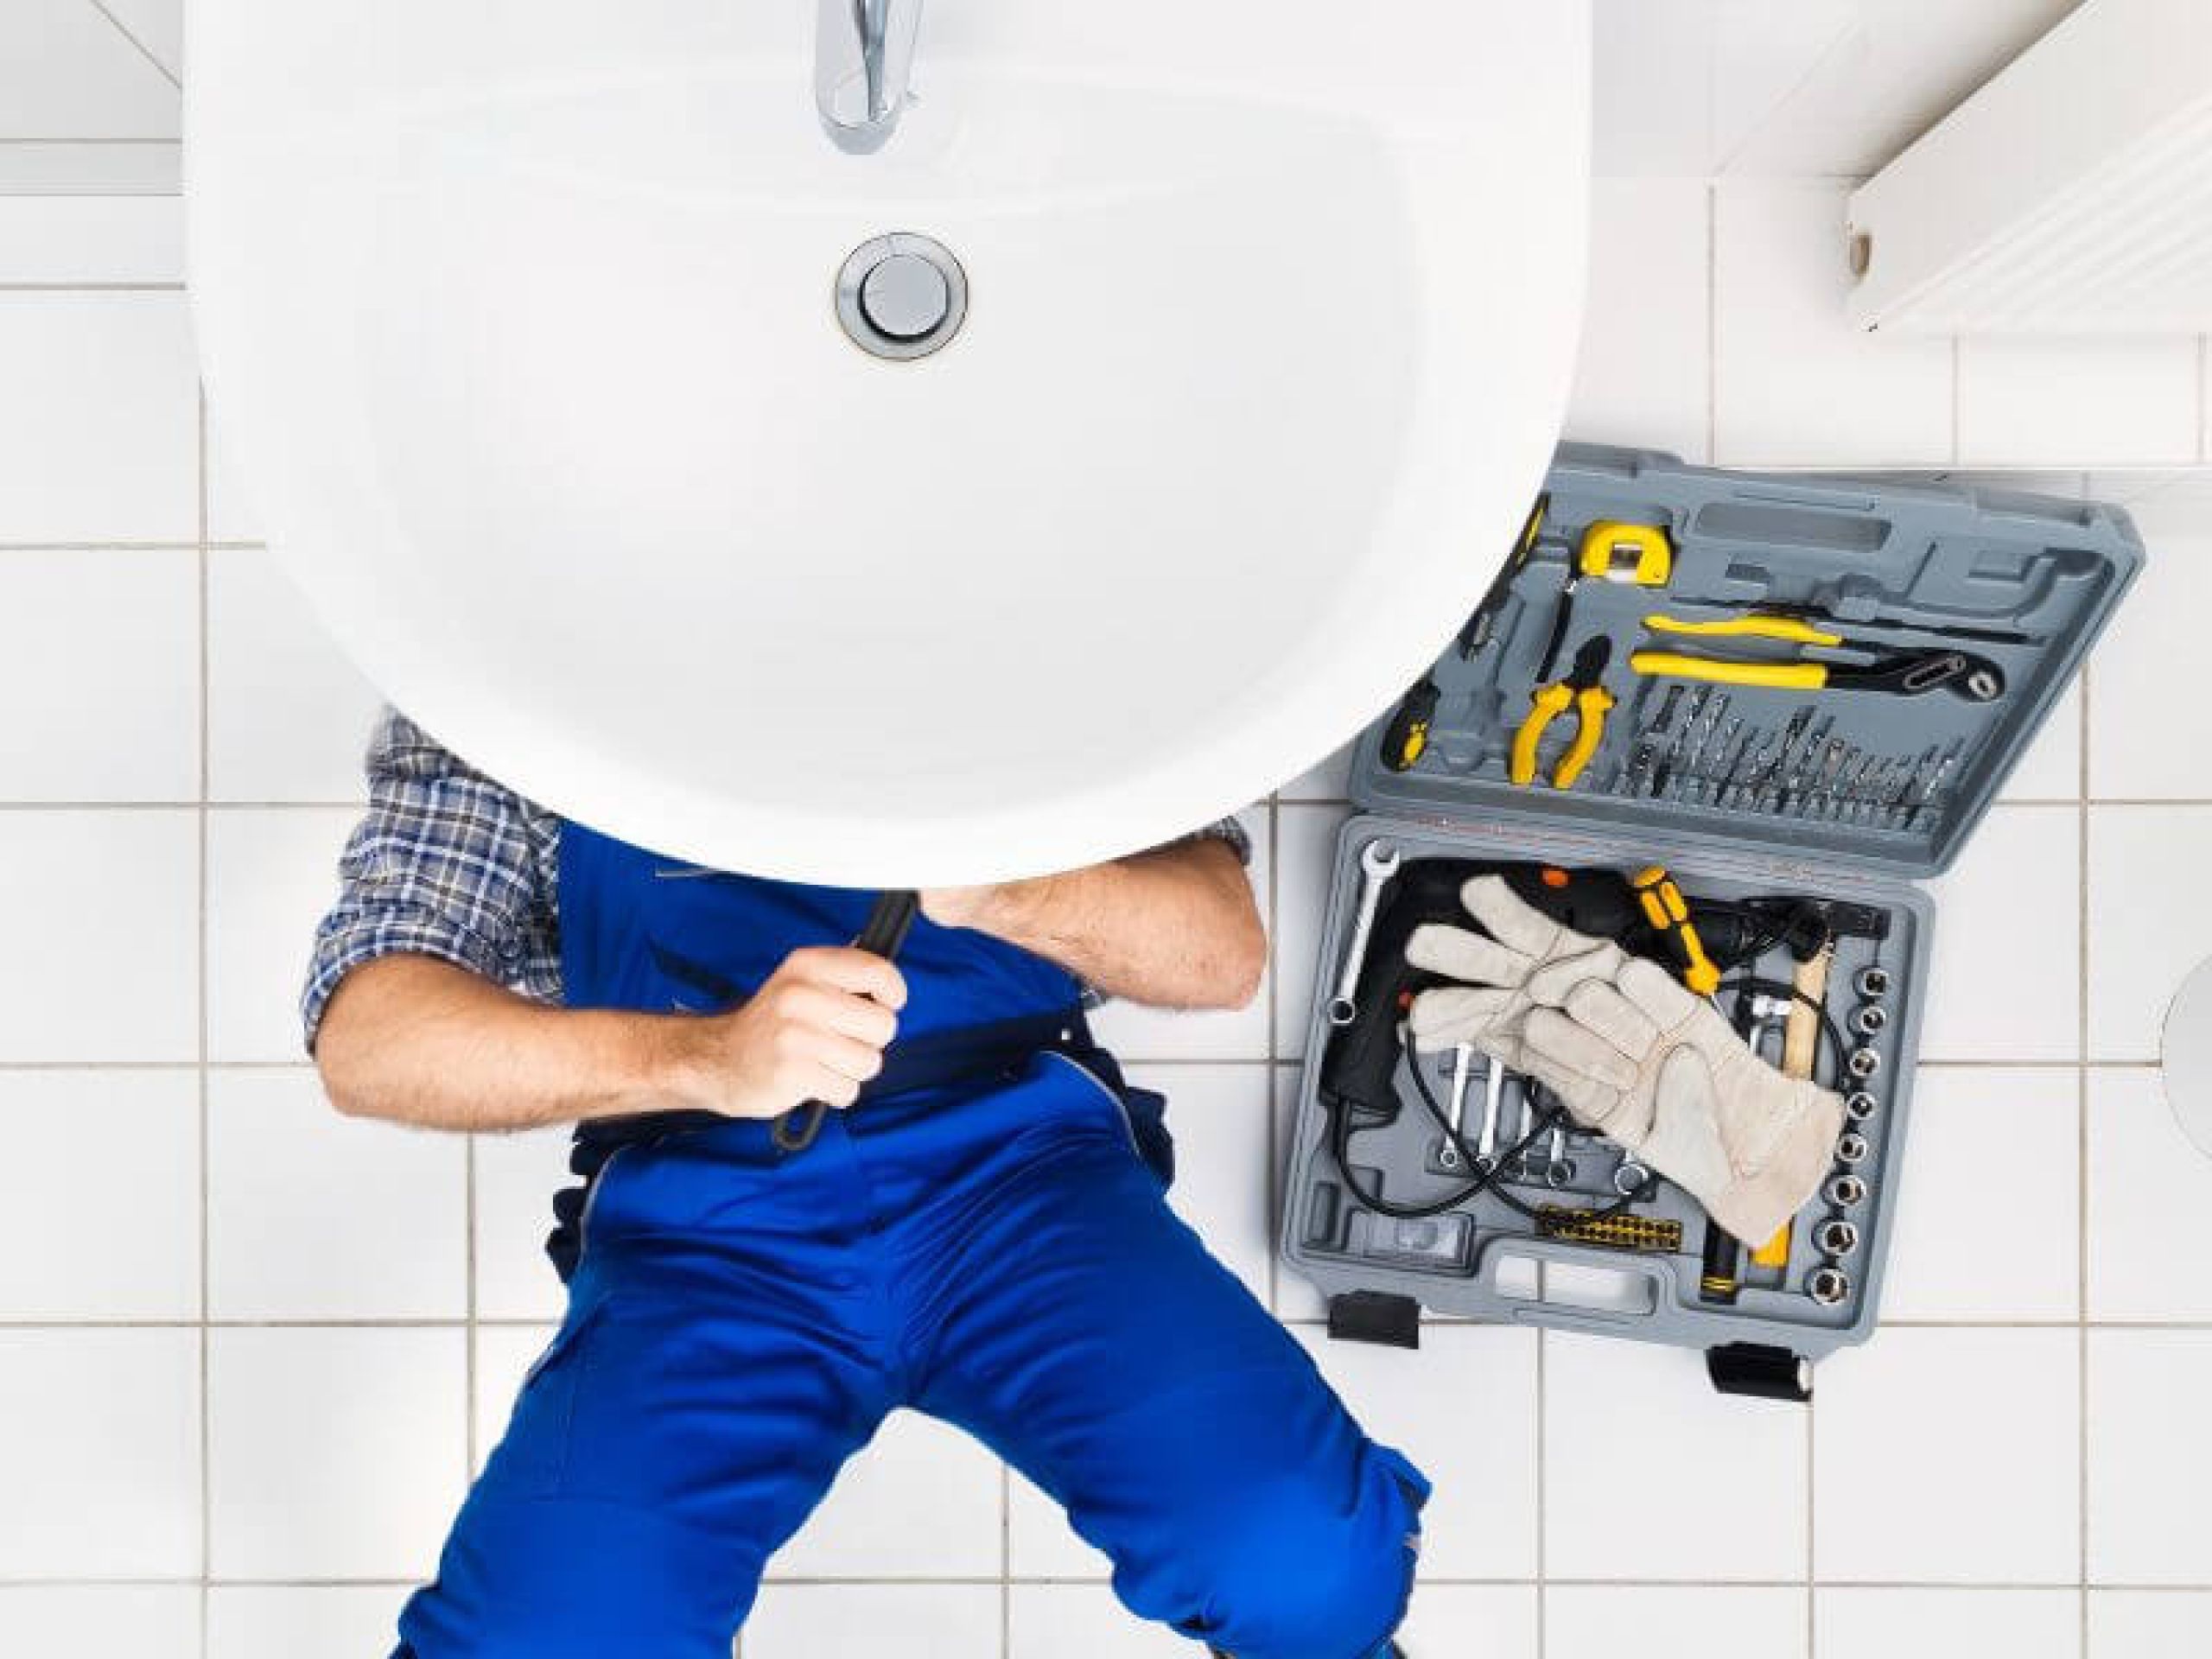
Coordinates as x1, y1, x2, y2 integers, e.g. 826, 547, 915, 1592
1327, 1292, 1422, 1351
1705, 1342, 1813, 1402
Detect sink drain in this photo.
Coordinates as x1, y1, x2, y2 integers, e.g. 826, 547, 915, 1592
836, 234, 969, 361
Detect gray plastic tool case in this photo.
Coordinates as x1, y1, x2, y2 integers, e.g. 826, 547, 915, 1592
1280, 444, 2142, 1399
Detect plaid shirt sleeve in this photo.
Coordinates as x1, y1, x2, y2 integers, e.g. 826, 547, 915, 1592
300, 709, 564, 1053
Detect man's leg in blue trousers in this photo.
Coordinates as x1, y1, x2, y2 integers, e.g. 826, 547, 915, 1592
905, 1098, 1428, 1659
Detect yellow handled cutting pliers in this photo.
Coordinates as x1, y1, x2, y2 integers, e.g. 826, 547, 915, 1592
1511, 636, 1616, 789
1629, 614, 2007, 703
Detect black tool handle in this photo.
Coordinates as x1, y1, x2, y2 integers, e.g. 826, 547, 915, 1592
771, 888, 921, 1154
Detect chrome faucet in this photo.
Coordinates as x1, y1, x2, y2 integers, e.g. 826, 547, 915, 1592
817, 0, 925, 155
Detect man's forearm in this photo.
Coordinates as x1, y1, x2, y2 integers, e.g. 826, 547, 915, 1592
941, 840, 1266, 1011
315, 955, 697, 1133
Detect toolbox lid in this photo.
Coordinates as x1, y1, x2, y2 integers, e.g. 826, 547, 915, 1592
1347, 444, 2143, 881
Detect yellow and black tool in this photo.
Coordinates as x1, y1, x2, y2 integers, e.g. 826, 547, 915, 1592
1630, 865, 1721, 995
1380, 677, 1440, 773
1510, 637, 1615, 790
1579, 520, 1673, 587
1630, 613, 2007, 703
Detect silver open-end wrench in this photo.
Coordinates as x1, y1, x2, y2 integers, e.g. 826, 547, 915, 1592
1325, 841, 1402, 1026
1438, 1043, 1474, 1172
1475, 1058, 1504, 1168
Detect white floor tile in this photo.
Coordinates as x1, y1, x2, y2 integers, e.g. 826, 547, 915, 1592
0, 809, 197, 1062
2086, 807, 2212, 1062
1269, 1063, 1330, 1324
1548, 1586, 1808, 1659
744, 1584, 998, 1659
1713, 181, 1954, 468
2086, 1068, 2212, 1321
207, 1586, 413, 1659
0, 1586, 198, 1659
2086, 1328, 2212, 1586
1128, 1062, 1274, 1304
209, 1325, 467, 1581
1817, 1587, 2080, 1659
766, 1408, 1002, 1580
0, 1328, 200, 1577
1815, 1326, 2078, 1583
1921, 805, 2080, 1062
2086, 498, 2212, 800
1275, 740, 1355, 803
2087, 1590, 2212, 1658
0, 1068, 198, 1319
207, 546, 379, 802
1090, 809, 1271, 1062
1007, 1465, 1108, 1580
1399, 1585, 1538, 1659
0, 293, 198, 543
1565, 178, 1713, 463
2001, 673, 2082, 802
1961, 338, 2203, 470
1880, 1066, 2077, 1322
0, 194, 182, 286
0, 548, 198, 800
1007, 1585, 1192, 1658
1545, 1332, 1807, 1581
472, 1322, 556, 1477
204, 416, 266, 546
1273, 802, 1352, 1062
0, 1, 180, 140
472, 1127, 574, 1323
206, 807, 359, 1062
1300, 1324, 1541, 1580
207, 1067, 467, 1320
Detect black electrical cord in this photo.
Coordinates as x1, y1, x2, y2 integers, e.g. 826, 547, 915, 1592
1715, 974, 1847, 1090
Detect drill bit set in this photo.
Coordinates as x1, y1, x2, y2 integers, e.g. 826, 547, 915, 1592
1282, 447, 2143, 1400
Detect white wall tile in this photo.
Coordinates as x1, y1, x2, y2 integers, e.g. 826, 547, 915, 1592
1128, 1062, 1274, 1303
1961, 339, 2202, 469
2001, 674, 2082, 802
1399, 1586, 1537, 1659
765, 1408, 1002, 1581
207, 546, 379, 802
1545, 1332, 1807, 1581
97, 0, 185, 84
1299, 1325, 1540, 1580
1548, 1586, 1808, 1659
1274, 740, 1354, 803
0, 293, 199, 543
472, 1127, 573, 1323
1817, 1587, 2080, 1659
1565, 178, 1713, 462
0, 548, 198, 800
0, 1586, 198, 1658
1592, 1, 1718, 176
1880, 1065, 2077, 1322
0, 1328, 200, 1577
1708, 0, 1861, 171
2088, 1590, 2212, 1658
1090, 808, 1270, 1062
1921, 805, 2080, 1061
1272, 802, 1350, 1062
2086, 1068, 2212, 1321
204, 416, 265, 545
2086, 806, 2212, 1063
0, 809, 197, 1062
1713, 181, 1955, 468
205, 807, 359, 1062
1815, 1326, 2078, 1583
2086, 502, 2212, 800
207, 1067, 467, 1320
1270, 1064, 1329, 1323
0, 1068, 198, 1319
1007, 1585, 1194, 1658
2086, 1329, 2212, 1585
209, 1326, 467, 1580
472, 1322, 556, 1477
745, 1584, 998, 1659
0, 0, 179, 140
208, 1587, 413, 1659
1007, 1466, 1107, 1580
0, 194, 182, 284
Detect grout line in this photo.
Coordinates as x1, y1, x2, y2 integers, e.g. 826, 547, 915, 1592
1265, 795, 1281, 1314
194, 387, 214, 1650
0, 282, 185, 293
2078, 638, 2094, 1646
1706, 180, 1719, 465
81, 0, 181, 90
1535, 1328, 1548, 1659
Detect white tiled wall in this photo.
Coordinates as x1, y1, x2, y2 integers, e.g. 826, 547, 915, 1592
6, 3, 2212, 1655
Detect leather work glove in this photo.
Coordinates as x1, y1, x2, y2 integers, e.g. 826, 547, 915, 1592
1406, 876, 1844, 1246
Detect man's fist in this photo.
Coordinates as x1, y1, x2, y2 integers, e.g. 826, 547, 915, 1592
670, 947, 906, 1121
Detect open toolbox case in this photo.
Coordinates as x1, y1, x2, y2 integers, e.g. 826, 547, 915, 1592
1279, 444, 2144, 1399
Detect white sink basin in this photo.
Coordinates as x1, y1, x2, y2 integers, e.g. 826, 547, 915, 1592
189, 2, 1592, 887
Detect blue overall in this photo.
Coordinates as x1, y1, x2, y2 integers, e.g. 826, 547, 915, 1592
393, 824, 1427, 1659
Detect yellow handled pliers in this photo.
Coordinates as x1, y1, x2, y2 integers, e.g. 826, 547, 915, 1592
1630, 613, 2008, 703
1511, 636, 1616, 789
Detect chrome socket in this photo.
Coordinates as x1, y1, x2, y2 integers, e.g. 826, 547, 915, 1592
1835, 1131, 1872, 1166
1825, 1173, 1868, 1208
1845, 1090, 1879, 1123
1847, 1046, 1883, 1080
1855, 965, 1891, 1001
1814, 1217, 1862, 1258
1808, 1265, 1852, 1307
1851, 1004, 1889, 1037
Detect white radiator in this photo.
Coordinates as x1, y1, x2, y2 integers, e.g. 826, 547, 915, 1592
1846, 0, 2212, 334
